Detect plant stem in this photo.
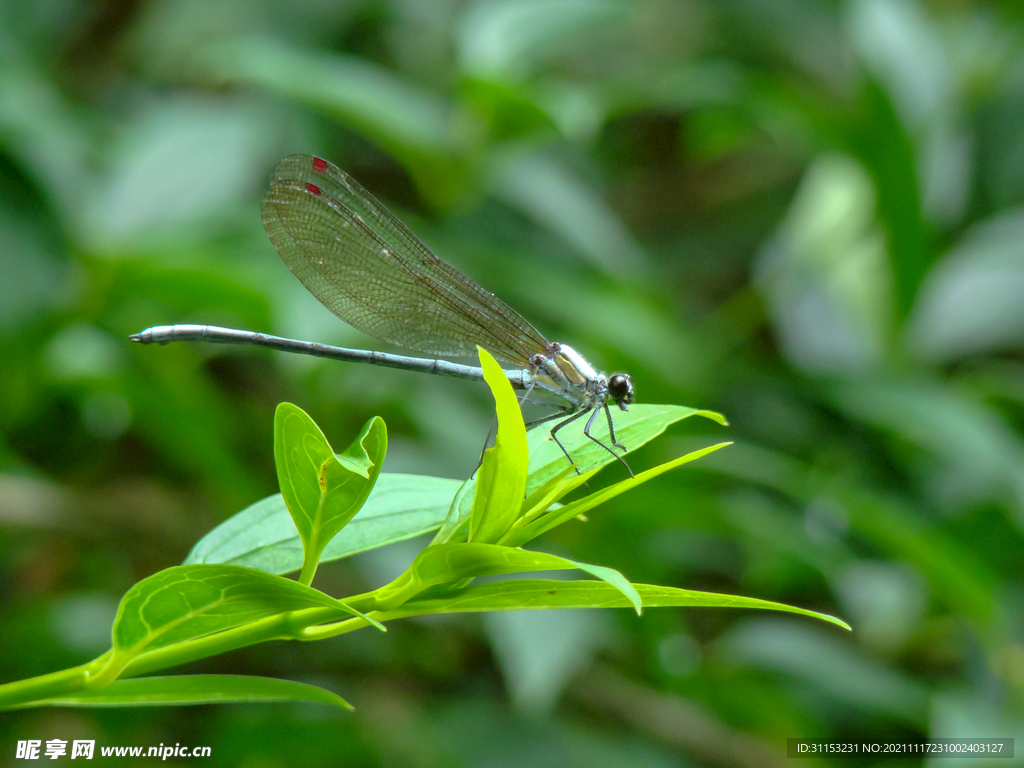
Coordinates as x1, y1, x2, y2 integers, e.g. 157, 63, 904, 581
298, 550, 319, 587
0, 662, 97, 709
0, 605, 378, 709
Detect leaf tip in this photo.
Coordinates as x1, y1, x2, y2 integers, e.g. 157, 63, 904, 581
695, 409, 729, 426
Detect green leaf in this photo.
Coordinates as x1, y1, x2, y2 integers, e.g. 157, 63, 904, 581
431, 475, 476, 545
19, 675, 351, 709
104, 564, 376, 678
183, 474, 461, 575
446, 403, 727, 537
505, 442, 733, 546
395, 543, 639, 611
386, 580, 851, 631
469, 347, 529, 544
568, 560, 642, 615
274, 404, 386, 573
526, 404, 727, 493
519, 463, 584, 522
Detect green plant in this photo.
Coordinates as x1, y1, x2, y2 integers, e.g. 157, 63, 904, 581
0, 349, 848, 710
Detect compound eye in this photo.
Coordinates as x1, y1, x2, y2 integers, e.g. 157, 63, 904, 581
608, 373, 634, 405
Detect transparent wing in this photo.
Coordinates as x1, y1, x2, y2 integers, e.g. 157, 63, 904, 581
260, 154, 549, 368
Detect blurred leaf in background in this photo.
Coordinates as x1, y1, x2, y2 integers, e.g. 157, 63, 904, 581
1, 0, 1022, 764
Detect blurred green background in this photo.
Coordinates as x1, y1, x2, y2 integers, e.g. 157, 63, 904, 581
2, 0, 1023, 765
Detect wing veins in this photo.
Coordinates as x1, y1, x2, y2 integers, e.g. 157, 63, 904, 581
261, 159, 549, 366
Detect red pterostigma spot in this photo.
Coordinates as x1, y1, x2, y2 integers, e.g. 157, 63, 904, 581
312, 157, 328, 173
305, 182, 322, 196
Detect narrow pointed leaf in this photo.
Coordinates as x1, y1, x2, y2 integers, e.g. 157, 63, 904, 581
385, 579, 851, 630
469, 348, 529, 544
506, 442, 732, 546
519, 464, 579, 520
19, 675, 351, 709
525, 405, 727, 492
404, 543, 637, 608
454, 404, 727, 523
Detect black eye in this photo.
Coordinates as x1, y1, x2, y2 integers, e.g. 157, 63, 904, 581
608, 373, 634, 405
